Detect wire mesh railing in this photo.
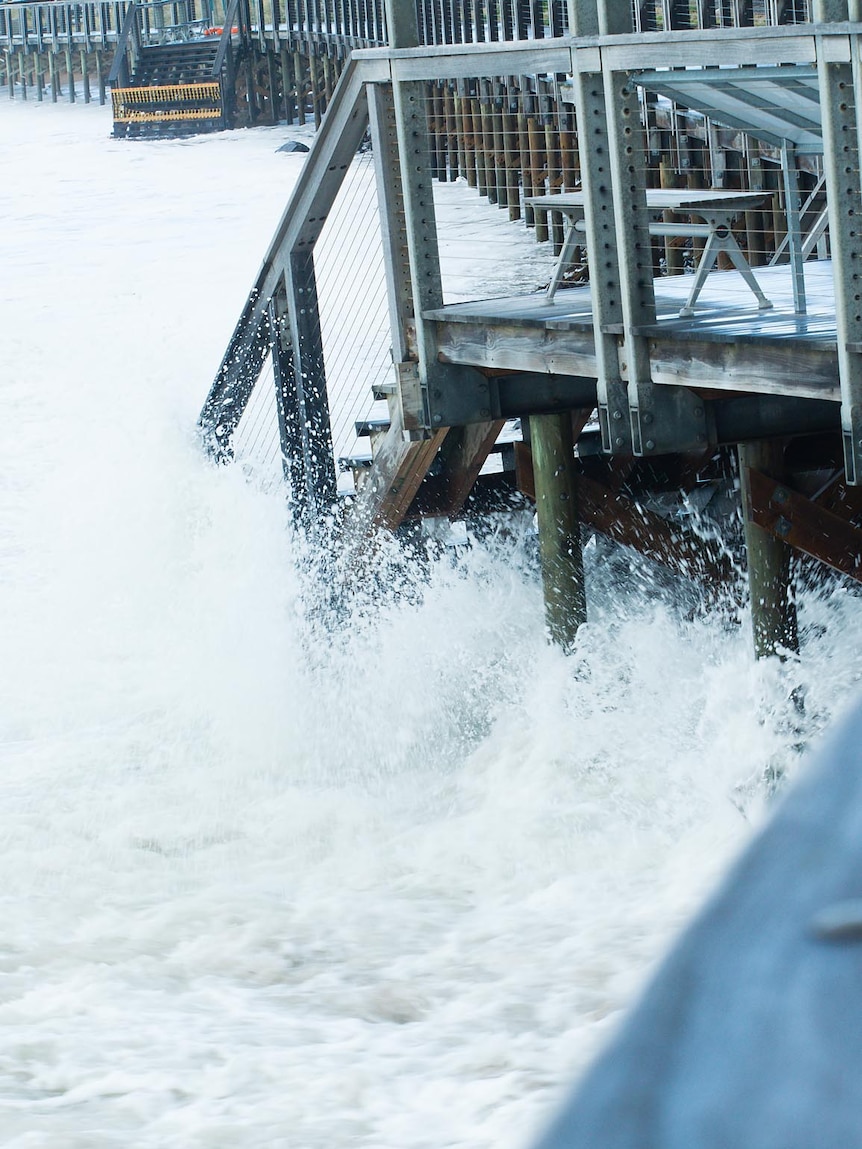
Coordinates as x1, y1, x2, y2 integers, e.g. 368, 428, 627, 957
313, 149, 393, 488
417, 73, 827, 301
231, 352, 288, 487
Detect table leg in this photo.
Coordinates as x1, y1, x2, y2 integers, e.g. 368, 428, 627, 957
546, 218, 581, 303
781, 142, 807, 315
716, 228, 773, 313
678, 231, 722, 318
679, 223, 773, 318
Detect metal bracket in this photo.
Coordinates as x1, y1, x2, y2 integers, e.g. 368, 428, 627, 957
629, 384, 710, 456
817, 42, 862, 483
426, 364, 501, 429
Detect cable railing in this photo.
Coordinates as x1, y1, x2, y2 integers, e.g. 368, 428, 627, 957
0, 0, 817, 55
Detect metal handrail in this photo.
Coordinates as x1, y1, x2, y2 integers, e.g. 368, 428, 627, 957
107, 0, 140, 84
210, 0, 243, 76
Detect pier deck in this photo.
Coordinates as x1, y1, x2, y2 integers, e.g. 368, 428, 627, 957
427, 262, 839, 402
197, 10, 862, 654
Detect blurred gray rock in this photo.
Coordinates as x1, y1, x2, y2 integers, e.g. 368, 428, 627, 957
533, 699, 862, 1149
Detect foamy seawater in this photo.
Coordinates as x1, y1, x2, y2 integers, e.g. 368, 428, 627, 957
2, 97, 862, 1148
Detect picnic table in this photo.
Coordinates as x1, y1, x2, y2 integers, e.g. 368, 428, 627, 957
528, 189, 776, 317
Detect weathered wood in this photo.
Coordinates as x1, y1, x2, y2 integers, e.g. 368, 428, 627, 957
80, 48, 90, 103
426, 418, 507, 515
293, 48, 305, 124
369, 81, 413, 369
65, 45, 74, 101
48, 49, 58, 101
353, 420, 449, 531
739, 440, 799, 658
280, 47, 293, 122
516, 442, 733, 583
431, 313, 840, 401
530, 410, 588, 649
748, 465, 862, 584
96, 48, 106, 105
527, 111, 547, 240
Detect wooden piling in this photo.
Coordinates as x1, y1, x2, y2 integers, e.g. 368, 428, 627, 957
455, 81, 471, 183
293, 48, 305, 124
502, 82, 519, 219
527, 109, 548, 241
491, 80, 507, 207
479, 79, 497, 203
65, 46, 75, 102
96, 49, 106, 105
80, 49, 90, 104
472, 89, 488, 196
285, 47, 298, 121
738, 440, 799, 660
530, 412, 586, 650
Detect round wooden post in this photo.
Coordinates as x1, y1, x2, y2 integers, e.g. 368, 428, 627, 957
738, 440, 799, 660
530, 413, 586, 650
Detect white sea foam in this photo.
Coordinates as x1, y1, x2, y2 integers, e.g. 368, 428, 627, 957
2, 97, 862, 1147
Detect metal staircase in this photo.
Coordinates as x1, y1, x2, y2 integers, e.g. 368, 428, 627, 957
108, 0, 248, 138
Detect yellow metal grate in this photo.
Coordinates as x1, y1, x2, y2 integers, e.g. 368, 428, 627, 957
113, 107, 224, 123
111, 82, 222, 116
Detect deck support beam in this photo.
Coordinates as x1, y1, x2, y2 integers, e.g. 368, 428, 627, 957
530, 412, 587, 650
284, 252, 337, 518
815, 1, 862, 483
739, 440, 799, 659
572, 0, 708, 458
385, 0, 493, 435
268, 292, 306, 517
569, 0, 630, 455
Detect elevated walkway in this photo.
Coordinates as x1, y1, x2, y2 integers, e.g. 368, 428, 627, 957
108, 0, 245, 136
197, 18, 862, 650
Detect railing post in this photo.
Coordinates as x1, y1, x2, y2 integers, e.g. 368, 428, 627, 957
268, 292, 311, 515
572, 0, 708, 461
815, 4, 862, 485
284, 250, 338, 517
382, 0, 489, 433
385, 0, 441, 435
569, 0, 631, 456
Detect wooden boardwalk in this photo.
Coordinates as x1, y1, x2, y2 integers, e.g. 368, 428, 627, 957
190, 2, 862, 656
428, 262, 839, 401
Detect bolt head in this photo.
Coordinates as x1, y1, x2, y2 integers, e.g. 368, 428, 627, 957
645, 439, 655, 451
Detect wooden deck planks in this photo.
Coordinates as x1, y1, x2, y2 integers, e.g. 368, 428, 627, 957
428, 261, 840, 401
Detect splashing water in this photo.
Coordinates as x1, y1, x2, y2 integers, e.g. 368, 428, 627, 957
2, 98, 862, 1148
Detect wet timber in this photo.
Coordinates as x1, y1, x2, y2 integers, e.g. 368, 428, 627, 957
198, 2, 862, 655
